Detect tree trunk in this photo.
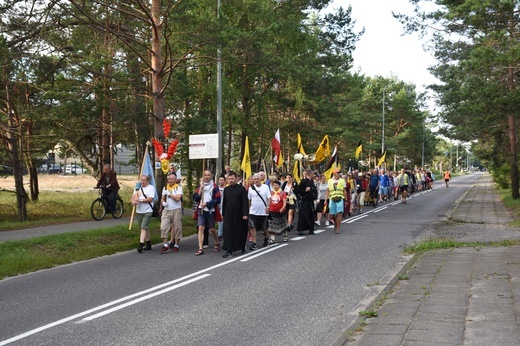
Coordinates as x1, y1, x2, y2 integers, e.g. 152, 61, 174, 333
5, 87, 28, 221
508, 113, 519, 198
508, 63, 519, 199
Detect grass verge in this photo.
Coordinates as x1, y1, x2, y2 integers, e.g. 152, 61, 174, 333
500, 189, 520, 227
0, 216, 196, 280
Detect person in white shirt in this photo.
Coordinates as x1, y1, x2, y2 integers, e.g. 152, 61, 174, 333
159, 173, 183, 254
131, 175, 156, 253
248, 173, 271, 249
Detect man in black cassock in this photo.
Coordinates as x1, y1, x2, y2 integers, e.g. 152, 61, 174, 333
222, 171, 249, 258
295, 169, 318, 235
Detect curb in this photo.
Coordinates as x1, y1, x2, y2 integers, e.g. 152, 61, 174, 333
445, 176, 479, 222
327, 252, 418, 345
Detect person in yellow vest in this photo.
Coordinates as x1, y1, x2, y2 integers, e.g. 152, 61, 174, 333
444, 170, 451, 188
324, 168, 348, 234
397, 168, 410, 204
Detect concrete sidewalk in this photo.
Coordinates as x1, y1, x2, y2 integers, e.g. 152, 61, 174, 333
0, 217, 131, 242
344, 173, 520, 345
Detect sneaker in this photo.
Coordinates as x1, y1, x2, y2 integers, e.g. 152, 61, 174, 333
359, 210, 363, 214
325, 221, 330, 226
314, 221, 320, 226
169, 242, 175, 248
172, 246, 179, 253
268, 239, 275, 245
160, 245, 170, 254
263, 237, 269, 247
283, 236, 288, 242
202, 245, 209, 249
144, 245, 152, 251
249, 244, 258, 251
137, 244, 143, 253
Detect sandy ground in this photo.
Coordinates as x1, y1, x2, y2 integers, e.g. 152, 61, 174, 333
0, 174, 138, 192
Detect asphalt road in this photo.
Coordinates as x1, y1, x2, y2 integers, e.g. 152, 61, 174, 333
0, 173, 480, 346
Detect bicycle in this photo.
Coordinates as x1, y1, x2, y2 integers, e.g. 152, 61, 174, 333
91, 187, 124, 221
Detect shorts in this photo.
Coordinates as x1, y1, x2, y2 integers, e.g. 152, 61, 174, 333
378, 186, 388, 195
137, 212, 152, 230
249, 214, 268, 231
160, 209, 183, 239
399, 185, 409, 193
328, 198, 344, 215
197, 210, 216, 229
369, 187, 378, 199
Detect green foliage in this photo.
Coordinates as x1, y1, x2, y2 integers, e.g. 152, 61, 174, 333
396, 1, 520, 197
490, 163, 511, 189
403, 237, 484, 254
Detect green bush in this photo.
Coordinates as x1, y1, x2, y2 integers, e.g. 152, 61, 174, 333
490, 163, 510, 189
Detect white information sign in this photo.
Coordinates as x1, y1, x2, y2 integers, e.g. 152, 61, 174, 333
189, 133, 219, 159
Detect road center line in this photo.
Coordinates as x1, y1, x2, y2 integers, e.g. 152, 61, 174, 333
81, 274, 210, 321
347, 215, 368, 223
0, 246, 277, 345
240, 243, 288, 262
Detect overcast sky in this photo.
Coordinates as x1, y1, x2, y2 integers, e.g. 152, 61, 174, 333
332, 0, 439, 90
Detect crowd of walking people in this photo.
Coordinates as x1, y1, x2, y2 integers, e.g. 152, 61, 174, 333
131, 165, 444, 256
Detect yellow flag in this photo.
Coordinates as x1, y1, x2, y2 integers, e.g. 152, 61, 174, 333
292, 160, 302, 184
240, 136, 252, 179
324, 162, 341, 180
377, 151, 387, 167
314, 135, 330, 163
355, 141, 362, 159
297, 133, 306, 155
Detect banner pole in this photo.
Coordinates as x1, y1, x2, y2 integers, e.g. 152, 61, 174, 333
129, 143, 150, 230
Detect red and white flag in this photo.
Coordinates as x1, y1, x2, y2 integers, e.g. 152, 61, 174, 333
271, 129, 283, 168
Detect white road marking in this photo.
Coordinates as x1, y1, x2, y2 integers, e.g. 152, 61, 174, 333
347, 215, 368, 223
0, 246, 278, 345
240, 243, 288, 262
81, 274, 210, 321
290, 236, 306, 241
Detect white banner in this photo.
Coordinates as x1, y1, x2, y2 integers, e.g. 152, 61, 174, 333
188, 133, 219, 159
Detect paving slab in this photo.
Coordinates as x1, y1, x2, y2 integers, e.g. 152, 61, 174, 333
345, 173, 520, 346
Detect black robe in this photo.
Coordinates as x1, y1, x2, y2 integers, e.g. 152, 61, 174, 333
295, 178, 317, 233
222, 183, 249, 252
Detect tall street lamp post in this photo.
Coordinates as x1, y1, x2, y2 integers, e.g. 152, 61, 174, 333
382, 83, 393, 155
216, 0, 222, 179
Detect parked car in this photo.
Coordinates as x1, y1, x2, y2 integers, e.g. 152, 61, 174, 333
39, 164, 62, 174
65, 164, 86, 175
1, 165, 28, 175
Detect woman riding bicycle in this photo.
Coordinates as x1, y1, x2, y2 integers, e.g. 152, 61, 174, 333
95, 164, 120, 213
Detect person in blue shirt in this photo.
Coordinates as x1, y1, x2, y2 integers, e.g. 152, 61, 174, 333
379, 169, 389, 203
369, 169, 380, 207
